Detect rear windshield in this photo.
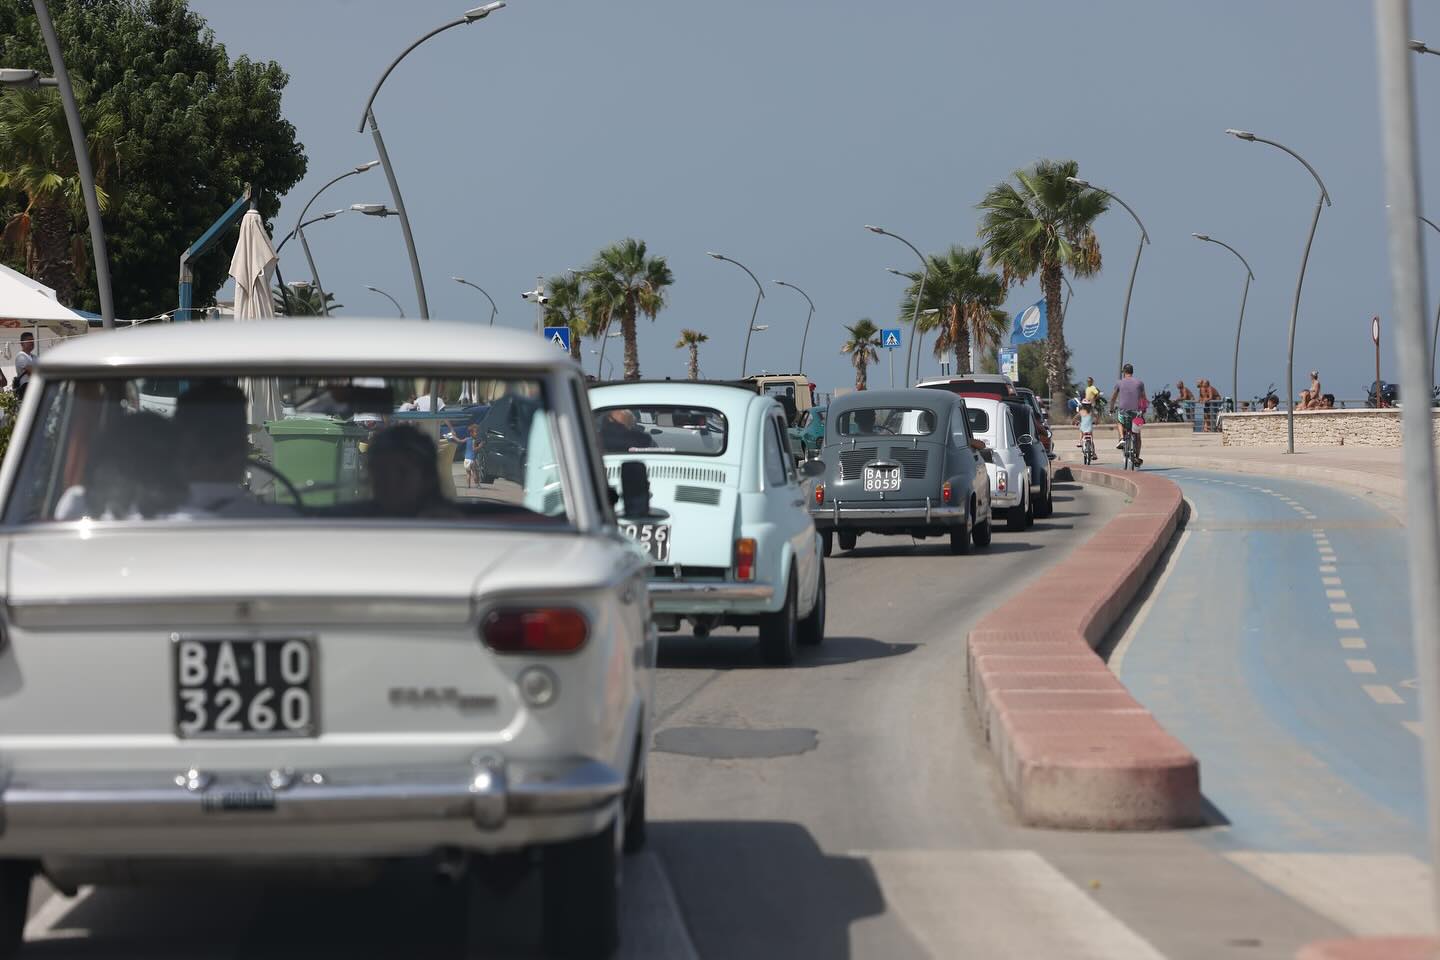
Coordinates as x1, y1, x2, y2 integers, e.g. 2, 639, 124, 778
965, 408, 990, 434
592, 404, 728, 456
834, 407, 937, 437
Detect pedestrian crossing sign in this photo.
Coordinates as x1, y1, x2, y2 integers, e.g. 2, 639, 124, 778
543, 326, 571, 353
880, 328, 902, 350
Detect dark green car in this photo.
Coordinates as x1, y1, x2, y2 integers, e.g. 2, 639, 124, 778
787, 404, 827, 459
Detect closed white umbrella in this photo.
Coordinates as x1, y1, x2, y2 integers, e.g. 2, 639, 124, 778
228, 209, 281, 427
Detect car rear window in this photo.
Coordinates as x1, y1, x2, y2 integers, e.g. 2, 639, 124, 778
592, 405, 728, 456
834, 407, 937, 437
965, 408, 990, 434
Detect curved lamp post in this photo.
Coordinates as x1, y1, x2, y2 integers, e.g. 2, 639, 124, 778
366, 285, 405, 318
1226, 128, 1331, 454
1067, 177, 1149, 380
773, 279, 815, 372
287, 161, 379, 317
1193, 233, 1255, 410
358, 2, 505, 322
452, 276, 498, 326
1416, 215, 1440, 389
275, 210, 341, 315
866, 225, 928, 386
708, 252, 764, 377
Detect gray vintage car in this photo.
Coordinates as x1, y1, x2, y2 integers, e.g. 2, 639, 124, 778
810, 389, 992, 555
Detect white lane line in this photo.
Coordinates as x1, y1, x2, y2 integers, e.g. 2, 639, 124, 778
1109, 499, 1195, 677
1406, 721, 1424, 737
24, 886, 93, 941
1346, 659, 1377, 674
1323, 576, 1343, 586
1320, 564, 1338, 574
1330, 602, 1354, 614
1336, 618, 1361, 630
1365, 685, 1404, 705
1303, 514, 1318, 519
1341, 637, 1368, 649
1326, 589, 1348, 599
1225, 852, 1435, 936
1316, 539, 1332, 548
857, 849, 1166, 959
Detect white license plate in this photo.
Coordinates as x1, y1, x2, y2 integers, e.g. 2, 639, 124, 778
862, 465, 901, 492
621, 521, 672, 562
174, 637, 317, 738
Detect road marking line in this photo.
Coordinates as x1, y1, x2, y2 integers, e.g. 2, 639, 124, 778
1330, 602, 1354, 613
1318, 547, 1335, 555
1303, 514, 1318, 519
1316, 539, 1332, 547
1320, 564, 1338, 573
1406, 721, 1424, 737
24, 886, 93, 941
1336, 618, 1360, 630
1327, 590, 1347, 600
1364, 684, 1404, 705
1347, 659, 1377, 674
1323, 576, 1342, 586
1225, 852, 1435, 936
1341, 637, 1368, 649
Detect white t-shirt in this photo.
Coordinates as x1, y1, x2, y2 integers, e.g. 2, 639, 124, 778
412, 394, 446, 411
14, 350, 35, 386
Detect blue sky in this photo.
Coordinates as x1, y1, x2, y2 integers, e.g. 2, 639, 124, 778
193, 0, 1440, 402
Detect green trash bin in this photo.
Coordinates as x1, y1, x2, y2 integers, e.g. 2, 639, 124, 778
264, 416, 366, 507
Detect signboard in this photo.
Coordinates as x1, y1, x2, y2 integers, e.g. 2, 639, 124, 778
543, 325, 572, 353
1010, 299, 1047, 345
880, 328, 902, 350
1371, 315, 1380, 344
998, 346, 1019, 383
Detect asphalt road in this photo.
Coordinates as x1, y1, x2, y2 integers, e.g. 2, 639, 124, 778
20, 478, 1373, 958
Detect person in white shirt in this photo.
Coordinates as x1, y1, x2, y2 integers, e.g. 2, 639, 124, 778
14, 332, 35, 400
412, 392, 446, 412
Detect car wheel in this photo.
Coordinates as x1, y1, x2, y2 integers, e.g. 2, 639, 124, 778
821, 530, 833, 558
1034, 479, 1053, 519
949, 504, 973, 555
542, 818, 621, 957
0, 862, 32, 960
798, 558, 826, 646
623, 771, 647, 855
759, 571, 799, 666
838, 531, 857, 552
972, 505, 993, 548
1006, 490, 1028, 532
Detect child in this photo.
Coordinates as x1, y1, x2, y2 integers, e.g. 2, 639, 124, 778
1072, 402, 1097, 460
463, 423, 481, 487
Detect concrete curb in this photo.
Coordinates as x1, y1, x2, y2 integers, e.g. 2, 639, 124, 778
1296, 937, 1440, 959
1139, 452, 1402, 501
967, 465, 1202, 830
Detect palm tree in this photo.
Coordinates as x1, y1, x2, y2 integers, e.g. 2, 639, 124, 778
543, 273, 587, 363
896, 246, 1009, 375
272, 283, 340, 316
583, 238, 674, 380
675, 329, 708, 380
841, 318, 882, 391
0, 87, 123, 305
977, 159, 1107, 405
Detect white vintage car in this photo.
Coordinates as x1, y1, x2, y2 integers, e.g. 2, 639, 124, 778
0, 320, 654, 957
588, 381, 826, 665
962, 395, 1034, 531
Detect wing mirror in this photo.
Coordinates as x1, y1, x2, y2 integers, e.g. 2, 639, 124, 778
800, 457, 826, 478
617, 460, 668, 519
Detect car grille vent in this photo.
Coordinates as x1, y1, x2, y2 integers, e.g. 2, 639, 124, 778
889, 448, 928, 479
606, 464, 727, 485
674, 484, 722, 506
650, 566, 728, 580
838, 447, 878, 480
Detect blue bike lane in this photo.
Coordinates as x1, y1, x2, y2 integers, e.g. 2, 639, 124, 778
1115, 468, 1424, 857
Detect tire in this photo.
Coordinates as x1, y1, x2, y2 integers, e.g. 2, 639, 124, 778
821, 530, 833, 558
542, 818, 621, 958
837, 530, 857, 552
949, 504, 973, 554
1007, 490, 1028, 532
0, 862, 32, 960
759, 571, 799, 665
623, 772, 647, 854
972, 506, 993, 548
798, 559, 826, 646
1034, 480, 1054, 519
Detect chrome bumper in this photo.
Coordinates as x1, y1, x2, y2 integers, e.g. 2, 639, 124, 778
0, 756, 623, 834
812, 498, 965, 526
647, 581, 775, 604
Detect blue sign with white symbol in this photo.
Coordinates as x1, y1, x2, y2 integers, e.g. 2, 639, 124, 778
880, 328, 902, 350
543, 326, 571, 353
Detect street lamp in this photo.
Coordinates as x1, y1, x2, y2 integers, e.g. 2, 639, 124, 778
773, 279, 815, 372
707, 251, 765, 377
357, 2, 506, 321
287, 161, 379, 317
1226, 128, 1331, 454
273, 210, 343, 316
351, 203, 398, 217
276, 210, 343, 254
452, 276, 498, 326
0, 68, 55, 88
589, 349, 614, 380
10, 2, 115, 329
1067, 177, 1149, 380
1415, 216, 1440, 389
751, 324, 769, 332
1192, 233, 1255, 411
866, 225, 928, 386
365, 284, 405, 318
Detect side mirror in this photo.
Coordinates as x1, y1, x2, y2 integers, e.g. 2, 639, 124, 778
978, 448, 994, 463
800, 458, 826, 478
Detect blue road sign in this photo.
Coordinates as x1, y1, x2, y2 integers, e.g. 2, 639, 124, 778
543, 326, 572, 353
880, 328, 902, 350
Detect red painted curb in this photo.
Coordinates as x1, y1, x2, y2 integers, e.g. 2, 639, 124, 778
966, 465, 1202, 830
1297, 938, 1440, 960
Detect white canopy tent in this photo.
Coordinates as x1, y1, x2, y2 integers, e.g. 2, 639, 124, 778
0, 263, 89, 382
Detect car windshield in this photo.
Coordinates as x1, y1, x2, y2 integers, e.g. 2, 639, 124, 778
835, 407, 937, 437
4, 374, 572, 526
592, 404, 728, 456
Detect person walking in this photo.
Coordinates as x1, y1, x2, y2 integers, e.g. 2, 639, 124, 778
14, 332, 36, 402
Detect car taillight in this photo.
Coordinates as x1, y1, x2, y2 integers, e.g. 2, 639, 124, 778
735, 538, 757, 581
997, 470, 1008, 493
482, 608, 588, 654
814, 483, 825, 505
942, 481, 953, 505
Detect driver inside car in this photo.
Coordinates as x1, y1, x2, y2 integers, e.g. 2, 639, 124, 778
172, 380, 288, 517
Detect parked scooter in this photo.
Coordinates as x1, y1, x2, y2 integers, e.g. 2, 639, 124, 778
1367, 380, 1400, 408
1149, 389, 1184, 423
1253, 383, 1279, 410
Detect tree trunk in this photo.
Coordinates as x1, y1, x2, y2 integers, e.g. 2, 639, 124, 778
855, 359, 868, 392
952, 304, 971, 374
687, 345, 699, 380
569, 320, 582, 363
1040, 260, 1066, 408
622, 298, 640, 381
30, 198, 75, 306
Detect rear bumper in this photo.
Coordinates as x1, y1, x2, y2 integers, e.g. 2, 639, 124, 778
0, 755, 624, 857
812, 500, 965, 531
647, 579, 777, 615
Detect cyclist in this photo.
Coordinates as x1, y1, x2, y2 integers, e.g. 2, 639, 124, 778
1072, 401, 1097, 462
1109, 363, 1147, 466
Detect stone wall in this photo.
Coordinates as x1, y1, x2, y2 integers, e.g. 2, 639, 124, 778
1220, 408, 1440, 447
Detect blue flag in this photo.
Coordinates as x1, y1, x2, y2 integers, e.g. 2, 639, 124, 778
1010, 299, 1047, 345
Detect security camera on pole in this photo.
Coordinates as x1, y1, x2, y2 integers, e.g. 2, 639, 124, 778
521, 276, 549, 333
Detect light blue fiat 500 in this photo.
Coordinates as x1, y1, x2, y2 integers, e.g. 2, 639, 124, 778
589, 382, 826, 665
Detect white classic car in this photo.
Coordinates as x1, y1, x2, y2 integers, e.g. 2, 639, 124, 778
0, 320, 655, 957
588, 381, 826, 665
962, 395, 1033, 531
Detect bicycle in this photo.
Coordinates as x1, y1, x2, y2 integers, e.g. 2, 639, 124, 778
1081, 430, 1096, 465
1122, 416, 1143, 470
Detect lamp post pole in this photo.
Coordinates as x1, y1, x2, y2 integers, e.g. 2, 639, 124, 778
1226, 128, 1331, 454
276, 211, 341, 315
866, 225, 928, 386
1067, 178, 1149, 380
708, 252, 765, 377
29, 0, 113, 329
366, 285, 405, 318
452, 276, 498, 325
289, 162, 379, 317
358, 3, 505, 321
1192, 234, 1254, 411
1416, 215, 1440, 390
774, 280, 815, 372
